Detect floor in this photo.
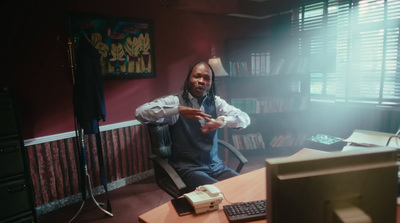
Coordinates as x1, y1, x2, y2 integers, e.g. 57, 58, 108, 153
37, 147, 300, 223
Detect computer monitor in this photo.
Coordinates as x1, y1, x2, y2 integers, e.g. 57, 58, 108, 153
266, 147, 398, 223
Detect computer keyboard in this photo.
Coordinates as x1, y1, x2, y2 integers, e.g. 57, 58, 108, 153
223, 199, 267, 223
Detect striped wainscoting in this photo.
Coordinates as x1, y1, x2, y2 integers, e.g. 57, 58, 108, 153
25, 121, 153, 215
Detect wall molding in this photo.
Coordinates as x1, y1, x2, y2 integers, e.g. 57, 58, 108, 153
24, 120, 141, 146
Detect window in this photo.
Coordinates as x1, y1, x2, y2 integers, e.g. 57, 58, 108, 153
292, 0, 400, 106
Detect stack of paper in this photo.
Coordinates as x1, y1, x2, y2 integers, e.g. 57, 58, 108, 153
343, 129, 400, 150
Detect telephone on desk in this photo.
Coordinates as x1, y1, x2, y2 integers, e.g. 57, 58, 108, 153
184, 184, 224, 214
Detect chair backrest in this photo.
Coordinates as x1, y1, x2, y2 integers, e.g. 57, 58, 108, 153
146, 120, 248, 198
146, 122, 188, 197
147, 123, 172, 158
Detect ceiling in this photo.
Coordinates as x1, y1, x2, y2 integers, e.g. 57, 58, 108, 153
161, 0, 323, 19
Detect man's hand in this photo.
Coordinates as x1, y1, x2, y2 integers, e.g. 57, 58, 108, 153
200, 116, 226, 133
178, 106, 211, 120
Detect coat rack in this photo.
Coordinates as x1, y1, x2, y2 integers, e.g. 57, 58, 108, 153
58, 34, 113, 222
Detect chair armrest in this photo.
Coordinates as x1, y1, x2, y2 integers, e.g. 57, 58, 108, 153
149, 154, 186, 190
217, 139, 249, 173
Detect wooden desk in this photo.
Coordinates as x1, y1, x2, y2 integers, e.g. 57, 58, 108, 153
139, 168, 266, 223
139, 167, 400, 223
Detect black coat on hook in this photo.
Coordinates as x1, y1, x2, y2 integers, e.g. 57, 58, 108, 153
73, 36, 106, 134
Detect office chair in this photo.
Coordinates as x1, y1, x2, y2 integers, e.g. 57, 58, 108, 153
147, 123, 249, 198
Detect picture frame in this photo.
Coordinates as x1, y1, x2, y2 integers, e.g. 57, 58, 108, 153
67, 12, 155, 79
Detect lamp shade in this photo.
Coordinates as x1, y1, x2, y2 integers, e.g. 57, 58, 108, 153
208, 57, 229, 77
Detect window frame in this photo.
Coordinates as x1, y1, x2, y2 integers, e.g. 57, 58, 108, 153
292, 0, 400, 107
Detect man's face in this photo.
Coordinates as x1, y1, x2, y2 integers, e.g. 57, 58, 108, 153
189, 63, 212, 99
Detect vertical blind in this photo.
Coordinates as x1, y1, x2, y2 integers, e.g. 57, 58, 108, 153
292, 0, 400, 106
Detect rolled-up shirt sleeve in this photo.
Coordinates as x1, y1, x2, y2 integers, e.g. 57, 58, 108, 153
135, 95, 180, 125
215, 96, 251, 129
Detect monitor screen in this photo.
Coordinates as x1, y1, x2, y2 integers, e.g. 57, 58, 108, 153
266, 147, 398, 223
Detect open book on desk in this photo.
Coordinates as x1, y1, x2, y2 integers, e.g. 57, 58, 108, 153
343, 129, 400, 150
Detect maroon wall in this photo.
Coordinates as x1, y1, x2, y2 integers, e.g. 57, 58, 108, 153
1, 0, 273, 139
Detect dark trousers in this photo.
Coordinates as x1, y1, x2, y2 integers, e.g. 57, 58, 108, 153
178, 164, 239, 192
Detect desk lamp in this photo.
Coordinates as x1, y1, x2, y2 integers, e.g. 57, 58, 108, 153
208, 44, 229, 77
208, 57, 229, 77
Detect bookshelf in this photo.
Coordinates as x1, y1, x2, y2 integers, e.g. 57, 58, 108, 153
224, 36, 310, 152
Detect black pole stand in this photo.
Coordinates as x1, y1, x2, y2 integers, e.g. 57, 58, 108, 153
68, 129, 113, 223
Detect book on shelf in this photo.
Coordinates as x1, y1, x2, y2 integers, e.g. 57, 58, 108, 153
272, 59, 285, 75
229, 61, 238, 77
286, 57, 299, 74
229, 61, 251, 77
236, 62, 242, 77
243, 136, 251, 150
242, 61, 250, 76
269, 133, 307, 148
270, 135, 283, 148
260, 97, 291, 113
232, 132, 266, 150
285, 56, 309, 74
297, 57, 309, 74
231, 95, 308, 114
231, 98, 258, 114
229, 61, 233, 76
239, 61, 248, 76
232, 133, 244, 150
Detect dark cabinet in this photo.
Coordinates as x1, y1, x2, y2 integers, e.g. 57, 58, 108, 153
0, 87, 37, 223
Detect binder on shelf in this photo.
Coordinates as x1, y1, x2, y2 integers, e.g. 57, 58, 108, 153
251, 53, 256, 75
266, 52, 271, 75
255, 53, 261, 75
260, 53, 266, 76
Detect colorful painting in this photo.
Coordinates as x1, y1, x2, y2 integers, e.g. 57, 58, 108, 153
67, 12, 155, 79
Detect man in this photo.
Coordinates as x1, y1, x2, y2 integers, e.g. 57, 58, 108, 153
135, 61, 250, 192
